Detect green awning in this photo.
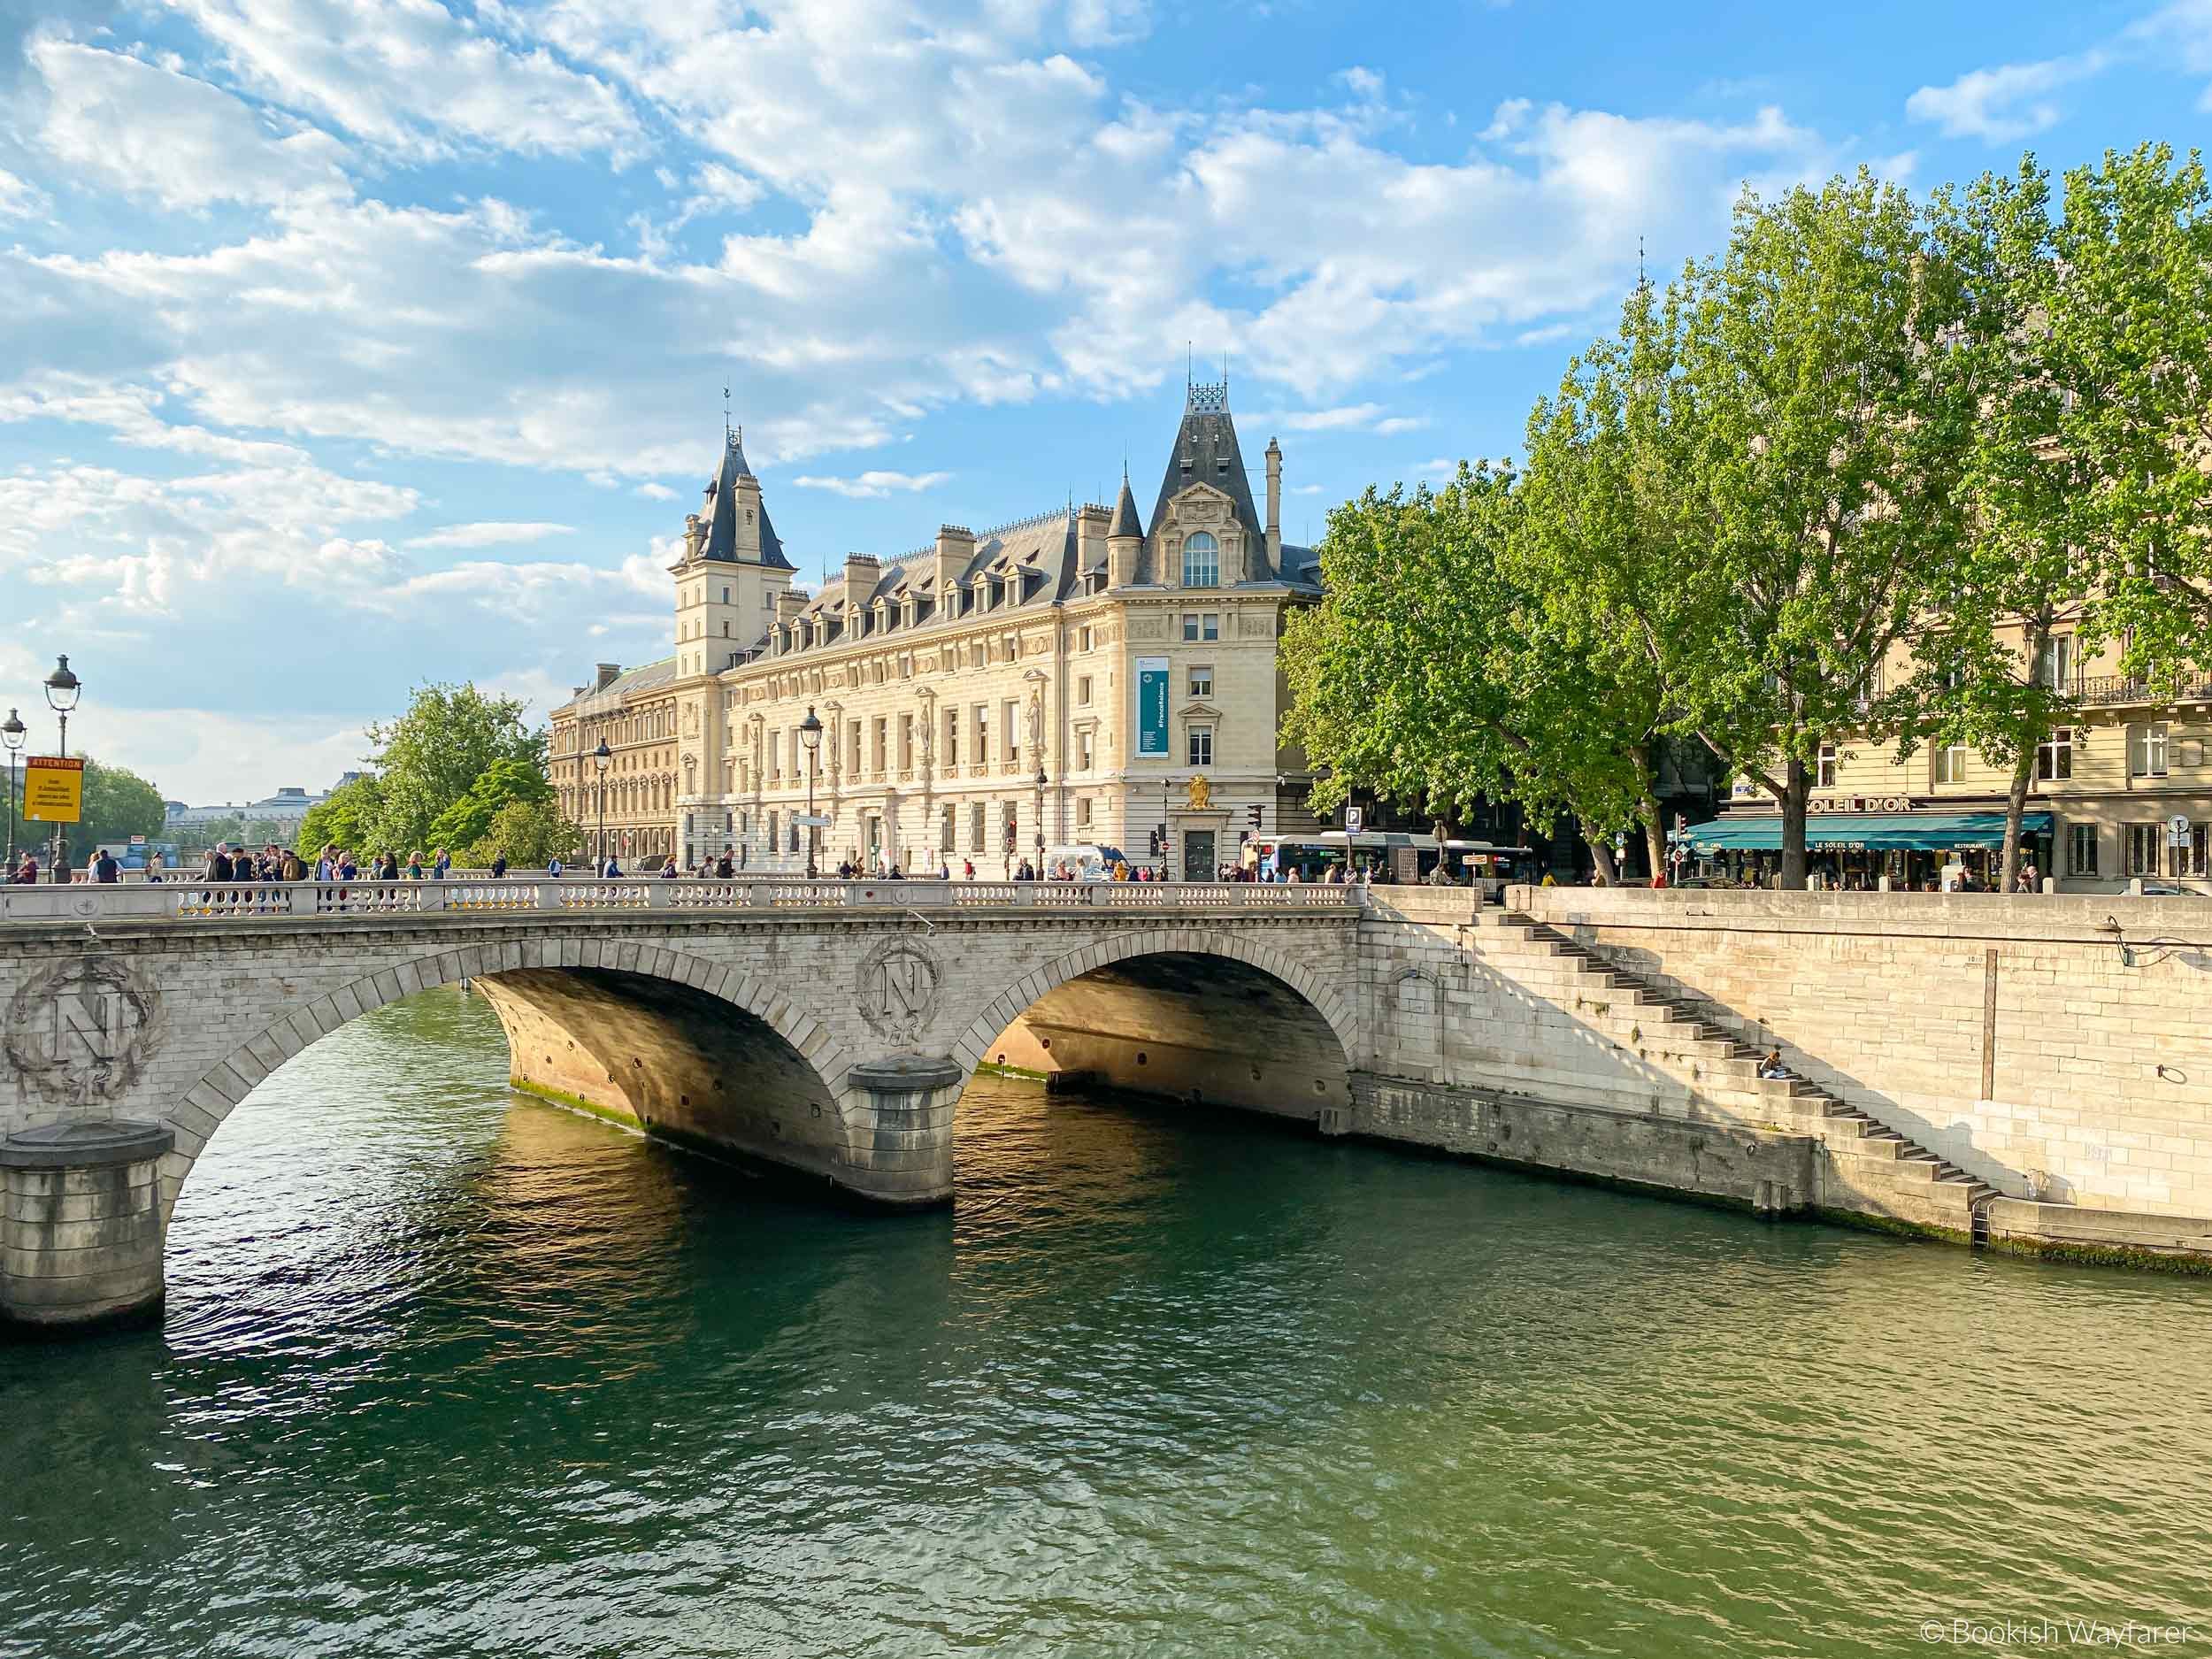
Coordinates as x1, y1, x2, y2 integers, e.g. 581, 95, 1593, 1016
1676, 811, 2055, 853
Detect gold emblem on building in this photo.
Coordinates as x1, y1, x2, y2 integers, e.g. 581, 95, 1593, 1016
1185, 775, 1213, 810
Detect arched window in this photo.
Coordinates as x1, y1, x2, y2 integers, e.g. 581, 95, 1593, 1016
1182, 531, 1218, 588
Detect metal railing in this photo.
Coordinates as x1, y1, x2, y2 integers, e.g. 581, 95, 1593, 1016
2068, 672, 2212, 707
0, 877, 1366, 925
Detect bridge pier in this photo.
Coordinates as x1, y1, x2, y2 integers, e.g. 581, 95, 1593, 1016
833, 1056, 964, 1208
2, 1120, 174, 1333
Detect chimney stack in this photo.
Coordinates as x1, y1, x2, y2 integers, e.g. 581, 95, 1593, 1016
595, 663, 621, 691
1264, 436, 1282, 565
933, 526, 975, 618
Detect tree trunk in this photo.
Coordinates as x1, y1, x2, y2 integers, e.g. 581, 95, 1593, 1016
1631, 743, 1666, 883
1581, 819, 1619, 885
1778, 755, 1810, 890
2001, 745, 2035, 894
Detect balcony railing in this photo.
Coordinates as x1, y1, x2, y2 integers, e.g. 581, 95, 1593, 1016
2068, 673, 2212, 708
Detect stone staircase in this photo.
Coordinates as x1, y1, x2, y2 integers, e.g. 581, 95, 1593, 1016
1498, 912, 2001, 1231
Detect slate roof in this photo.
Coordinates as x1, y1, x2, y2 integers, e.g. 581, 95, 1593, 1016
742, 510, 1081, 660
557, 656, 679, 717
1150, 381, 1269, 580
1108, 473, 1143, 540
701, 433, 792, 570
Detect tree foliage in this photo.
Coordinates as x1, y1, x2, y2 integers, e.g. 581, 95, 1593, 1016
67, 758, 167, 858
1899, 143, 2212, 889
365, 683, 543, 855
426, 757, 554, 855
460, 799, 581, 870
1516, 171, 1978, 887
296, 774, 384, 856
1279, 463, 1663, 879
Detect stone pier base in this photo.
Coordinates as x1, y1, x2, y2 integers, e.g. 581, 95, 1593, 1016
2, 1120, 175, 1334
833, 1056, 964, 1208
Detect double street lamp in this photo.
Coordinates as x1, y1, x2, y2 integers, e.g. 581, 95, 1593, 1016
593, 736, 611, 871
798, 705, 823, 879
1033, 762, 1047, 877
44, 656, 80, 882
2, 708, 23, 871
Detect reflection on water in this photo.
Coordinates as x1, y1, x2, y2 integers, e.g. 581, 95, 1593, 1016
4, 987, 2209, 1659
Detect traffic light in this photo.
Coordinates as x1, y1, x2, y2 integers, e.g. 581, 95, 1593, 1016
1147, 828, 1160, 856
1247, 804, 1263, 828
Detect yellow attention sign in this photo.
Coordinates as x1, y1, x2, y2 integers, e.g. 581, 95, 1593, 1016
22, 756, 84, 824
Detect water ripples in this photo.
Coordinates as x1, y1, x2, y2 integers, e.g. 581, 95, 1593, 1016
4, 987, 2209, 1658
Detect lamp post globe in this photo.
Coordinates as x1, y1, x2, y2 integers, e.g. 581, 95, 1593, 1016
593, 737, 611, 870
1033, 763, 1047, 878
798, 705, 824, 879
43, 655, 81, 717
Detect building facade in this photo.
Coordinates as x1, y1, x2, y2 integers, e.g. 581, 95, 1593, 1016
1697, 617, 2212, 892
550, 386, 1325, 875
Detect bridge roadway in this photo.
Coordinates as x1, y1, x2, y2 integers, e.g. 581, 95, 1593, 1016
0, 878, 1368, 1329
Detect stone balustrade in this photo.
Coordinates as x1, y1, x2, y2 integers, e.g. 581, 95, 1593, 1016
0, 877, 1363, 925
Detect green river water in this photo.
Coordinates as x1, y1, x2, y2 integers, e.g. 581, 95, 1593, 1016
3, 987, 2208, 1658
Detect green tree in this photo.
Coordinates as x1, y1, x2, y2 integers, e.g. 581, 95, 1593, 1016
1524, 173, 1976, 887
365, 683, 543, 854
1908, 144, 2212, 891
296, 774, 384, 856
1279, 464, 1660, 882
460, 799, 581, 870
71, 758, 167, 859
426, 757, 554, 854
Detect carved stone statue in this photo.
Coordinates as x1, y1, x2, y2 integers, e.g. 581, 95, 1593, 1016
1025, 693, 1043, 757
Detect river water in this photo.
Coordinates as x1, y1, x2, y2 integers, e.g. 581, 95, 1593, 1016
4, 989, 2209, 1658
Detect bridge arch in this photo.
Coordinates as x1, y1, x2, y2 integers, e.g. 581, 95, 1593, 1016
952, 926, 1358, 1118
157, 936, 859, 1222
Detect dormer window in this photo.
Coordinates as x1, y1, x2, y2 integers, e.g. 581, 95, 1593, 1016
1182, 531, 1219, 588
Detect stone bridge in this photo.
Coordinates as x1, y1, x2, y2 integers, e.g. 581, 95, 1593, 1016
1, 878, 1364, 1329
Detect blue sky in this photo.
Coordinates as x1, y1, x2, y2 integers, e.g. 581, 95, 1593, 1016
3, 0, 2208, 803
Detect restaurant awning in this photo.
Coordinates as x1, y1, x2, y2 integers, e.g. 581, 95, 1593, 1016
1675, 811, 2055, 853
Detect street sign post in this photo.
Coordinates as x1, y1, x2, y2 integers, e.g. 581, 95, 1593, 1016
794, 814, 832, 829
1344, 807, 1363, 834
2169, 814, 2192, 849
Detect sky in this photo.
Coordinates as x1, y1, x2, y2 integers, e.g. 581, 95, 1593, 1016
3, 0, 2209, 806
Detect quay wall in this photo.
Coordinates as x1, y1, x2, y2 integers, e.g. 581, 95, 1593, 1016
1497, 887, 2212, 1218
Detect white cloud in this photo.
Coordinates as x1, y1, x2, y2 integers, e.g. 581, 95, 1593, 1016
0, 168, 49, 219
32, 39, 352, 209
2130, 0, 2212, 105
1905, 50, 2108, 140
403, 520, 574, 549
635, 481, 676, 500
791, 470, 954, 498
170, 0, 641, 160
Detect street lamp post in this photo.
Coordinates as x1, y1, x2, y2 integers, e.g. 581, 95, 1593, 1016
1, 708, 24, 871
43, 656, 80, 884
799, 705, 823, 879
1033, 764, 1047, 879
1163, 774, 1173, 883
593, 736, 611, 872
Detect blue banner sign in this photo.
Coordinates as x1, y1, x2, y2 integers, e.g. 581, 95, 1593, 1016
1136, 657, 1170, 757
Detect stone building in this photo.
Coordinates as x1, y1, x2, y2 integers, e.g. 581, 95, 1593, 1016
550, 383, 1325, 875
1693, 617, 2212, 892
551, 659, 682, 865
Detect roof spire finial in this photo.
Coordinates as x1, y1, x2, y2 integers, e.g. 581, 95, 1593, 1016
723, 385, 732, 444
